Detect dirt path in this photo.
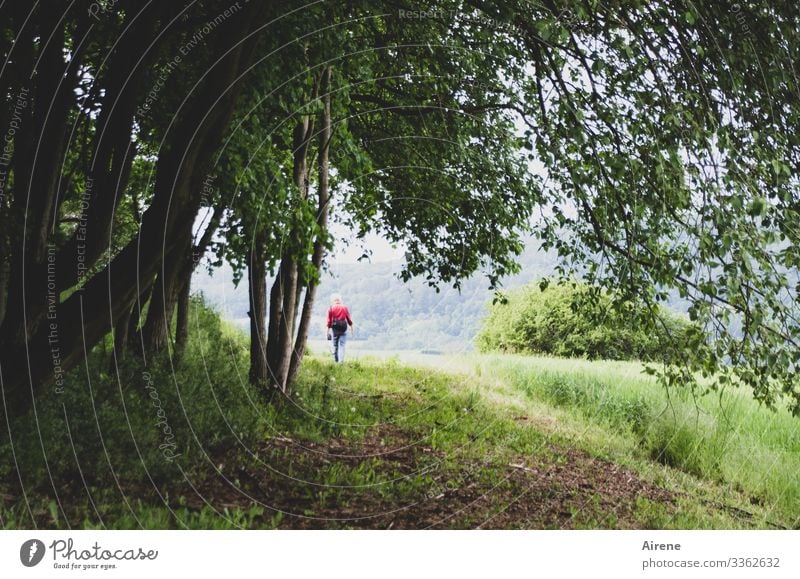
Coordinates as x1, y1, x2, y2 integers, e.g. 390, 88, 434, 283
176, 425, 674, 529
2, 353, 681, 529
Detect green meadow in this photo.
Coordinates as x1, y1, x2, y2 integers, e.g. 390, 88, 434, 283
2, 302, 796, 529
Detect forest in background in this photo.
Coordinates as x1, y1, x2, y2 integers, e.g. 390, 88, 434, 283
195, 241, 558, 350
195, 241, 696, 352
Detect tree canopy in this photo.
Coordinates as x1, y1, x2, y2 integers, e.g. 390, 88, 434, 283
1, 1, 799, 417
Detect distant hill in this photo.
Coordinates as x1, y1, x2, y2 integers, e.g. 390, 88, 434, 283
192, 241, 560, 351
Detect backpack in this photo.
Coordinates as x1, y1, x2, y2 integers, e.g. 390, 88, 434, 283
331, 318, 348, 335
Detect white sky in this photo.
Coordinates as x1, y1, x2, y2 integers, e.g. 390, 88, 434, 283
326, 226, 404, 265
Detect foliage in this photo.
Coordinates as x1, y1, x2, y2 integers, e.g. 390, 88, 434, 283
485, 0, 800, 413
476, 281, 693, 362
3, 1, 800, 435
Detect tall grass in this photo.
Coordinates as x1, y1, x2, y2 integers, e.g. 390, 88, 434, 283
476, 353, 800, 527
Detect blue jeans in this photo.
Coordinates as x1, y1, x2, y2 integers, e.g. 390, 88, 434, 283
331, 332, 347, 363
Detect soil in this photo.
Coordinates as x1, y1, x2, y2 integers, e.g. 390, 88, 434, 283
172, 424, 674, 529
2, 424, 675, 529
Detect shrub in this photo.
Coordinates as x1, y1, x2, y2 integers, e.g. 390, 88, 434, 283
476, 281, 693, 362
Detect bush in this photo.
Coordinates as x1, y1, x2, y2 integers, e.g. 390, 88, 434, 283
476, 281, 693, 362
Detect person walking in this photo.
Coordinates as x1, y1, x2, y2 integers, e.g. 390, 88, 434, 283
326, 293, 354, 363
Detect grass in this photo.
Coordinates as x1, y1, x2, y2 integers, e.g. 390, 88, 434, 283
2, 300, 798, 529
468, 353, 800, 528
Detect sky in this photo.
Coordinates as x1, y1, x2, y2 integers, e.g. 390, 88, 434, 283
326, 226, 404, 265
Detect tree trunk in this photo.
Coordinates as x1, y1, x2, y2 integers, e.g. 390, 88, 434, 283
265, 114, 315, 393
273, 256, 299, 391
175, 204, 224, 361
0, 5, 154, 349
174, 276, 192, 361
110, 303, 136, 375
287, 66, 332, 388
0, 2, 266, 418
126, 278, 155, 359
114, 306, 133, 358
140, 220, 193, 355
265, 259, 298, 392
265, 265, 283, 375
50, 4, 163, 295
0, 253, 9, 328
248, 242, 269, 387
0, 8, 80, 350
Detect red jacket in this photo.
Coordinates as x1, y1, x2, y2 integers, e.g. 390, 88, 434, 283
326, 304, 352, 328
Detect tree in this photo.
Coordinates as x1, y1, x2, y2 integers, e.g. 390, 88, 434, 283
2, 0, 800, 419
477, 280, 694, 362
0, 0, 276, 417
473, 0, 800, 412
218, 2, 538, 393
